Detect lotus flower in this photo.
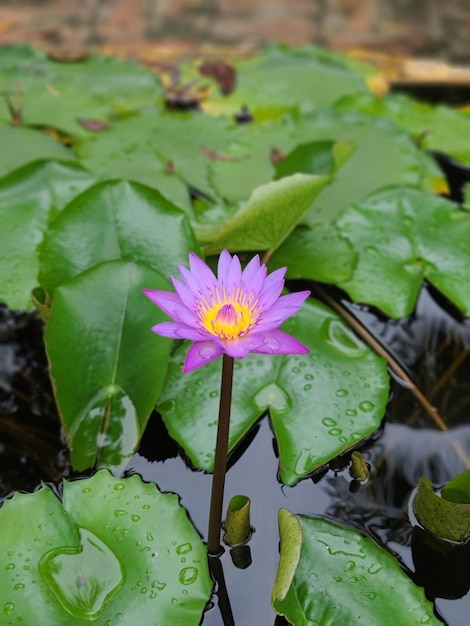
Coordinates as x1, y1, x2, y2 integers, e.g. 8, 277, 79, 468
143, 250, 310, 372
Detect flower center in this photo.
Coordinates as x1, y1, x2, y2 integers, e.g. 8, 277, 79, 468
200, 298, 255, 340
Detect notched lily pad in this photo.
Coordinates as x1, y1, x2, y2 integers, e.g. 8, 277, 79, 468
272, 513, 440, 625
0, 470, 212, 625
158, 297, 389, 486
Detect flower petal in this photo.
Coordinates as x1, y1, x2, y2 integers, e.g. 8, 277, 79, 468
143, 289, 183, 319
251, 329, 309, 355
171, 276, 197, 311
184, 341, 224, 372
189, 252, 218, 292
217, 249, 232, 279
151, 322, 210, 341
222, 333, 266, 358
255, 291, 311, 332
241, 256, 267, 298
257, 267, 286, 309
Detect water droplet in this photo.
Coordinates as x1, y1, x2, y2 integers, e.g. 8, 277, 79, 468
39, 528, 124, 620
367, 563, 383, 575
334, 576, 343, 583
322, 417, 337, 427
114, 510, 127, 518
121, 529, 128, 536
366, 592, 377, 599
82, 488, 91, 494
179, 567, 198, 585
292, 366, 300, 374
159, 399, 175, 414
345, 409, 357, 416
304, 384, 312, 391
14, 583, 25, 591
151, 580, 167, 591
3, 602, 15, 615
325, 320, 366, 357
209, 390, 218, 398
328, 428, 343, 437
304, 373, 314, 380
130, 515, 141, 523
176, 543, 193, 555
146, 532, 154, 542
336, 389, 348, 397
142, 504, 151, 510
359, 401, 375, 413
199, 344, 218, 359
113, 483, 125, 491
140, 587, 147, 594
5, 563, 15, 570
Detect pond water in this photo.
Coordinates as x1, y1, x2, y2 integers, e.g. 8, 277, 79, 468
1, 278, 470, 625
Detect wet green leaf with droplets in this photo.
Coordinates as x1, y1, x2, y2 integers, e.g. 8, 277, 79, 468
158, 298, 389, 486
44, 260, 172, 472
0, 471, 212, 625
39, 179, 200, 296
0, 160, 96, 310
278, 187, 470, 318
272, 514, 440, 625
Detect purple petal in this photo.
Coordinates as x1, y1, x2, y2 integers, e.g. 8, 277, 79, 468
241, 256, 267, 298
171, 276, 197, 311
251, 329, 309, 355
189, 252, 218, 292
257, 267, 286, 309
217, 249, 232, 278
183, 341, 224, 372
151, 322, 209, 341
143, 289, 182, 319
254, 291, 310, 332
222, 333, 266, 358
225, 254, 242, 296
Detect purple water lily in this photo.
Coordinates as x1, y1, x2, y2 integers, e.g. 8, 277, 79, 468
143, 250, 310, 372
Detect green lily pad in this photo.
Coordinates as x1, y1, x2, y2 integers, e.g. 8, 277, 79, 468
0, 470, 212, 625
0, 45, 163, 137
44, 260, 172, 472
442, 470, 470, 504
158, 297, 389, 486
272, 510, 440, 625
0, 122, 73, 179
283, 186, 470, 318
337, 91, 470, 166
39, 179, 200, 297
0, 160, 96, 310
205, 44, 368, 117
75, 109, 236, 212
413, 476, 470, 542
203, 173, 330, 255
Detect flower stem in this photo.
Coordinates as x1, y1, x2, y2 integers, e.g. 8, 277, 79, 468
207, 354, 234, 555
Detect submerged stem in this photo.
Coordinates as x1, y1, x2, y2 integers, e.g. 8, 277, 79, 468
207, 354, 234, 555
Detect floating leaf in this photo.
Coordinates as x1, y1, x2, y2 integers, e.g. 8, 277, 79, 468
272, 511, 440, 625
45, 261, 172, 472
39, 180, 200, 296
158, 298, 389, 486
0, 160, 96, 310
0, 45, 163, 137
0, 122, 73, 178
413, 475, 470, 542
285, 187, 470, 318
442, 470, 470, 504
0, 470, 212, 625
203, 173, 329, 255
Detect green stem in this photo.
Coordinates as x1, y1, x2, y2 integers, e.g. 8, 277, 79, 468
207, 354, 234, 555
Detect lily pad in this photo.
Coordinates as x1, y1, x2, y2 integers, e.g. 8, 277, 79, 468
203, 173, 330, 255
272, 510, 440, 625
282, 186, 470, 318
0, 122, 73, 178
39, 179, 200, 297
413, 476, 470, 542
0, 45, 163, 137
44, 260, 172, 472
158, 297, 389, 486
0, 470, 212, 625
0, 160, 96, 310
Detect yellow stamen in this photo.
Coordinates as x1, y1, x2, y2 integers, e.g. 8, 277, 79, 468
199, 290, 257, 340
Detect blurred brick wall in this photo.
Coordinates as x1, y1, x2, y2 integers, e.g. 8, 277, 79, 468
0, 0, 469, 61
